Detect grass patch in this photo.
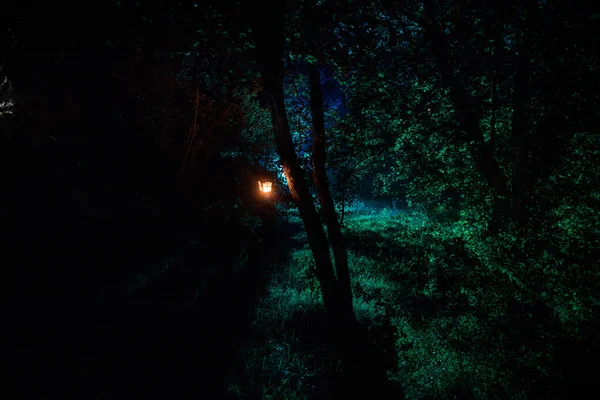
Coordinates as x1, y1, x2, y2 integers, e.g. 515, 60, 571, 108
345, 209, 598, 399
232, 205, 599, 399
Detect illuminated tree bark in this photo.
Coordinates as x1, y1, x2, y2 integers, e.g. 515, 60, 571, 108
308, 62, 354, 322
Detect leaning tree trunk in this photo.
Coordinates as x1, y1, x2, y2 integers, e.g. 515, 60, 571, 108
511, 1, 538, 229
252, 1, 340, 318
308, 62, 355, 322
421, 1, 510, 232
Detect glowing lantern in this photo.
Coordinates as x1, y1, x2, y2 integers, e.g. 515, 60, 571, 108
258, 179, 272, 194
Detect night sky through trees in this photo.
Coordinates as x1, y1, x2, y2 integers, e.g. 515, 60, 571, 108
3, 1, 600, 399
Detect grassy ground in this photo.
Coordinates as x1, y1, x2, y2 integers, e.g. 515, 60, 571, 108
230, 205, 600, 399
9, 201, 598, 399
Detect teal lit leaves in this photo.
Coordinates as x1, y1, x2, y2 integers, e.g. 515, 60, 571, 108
392, 314, 512, 400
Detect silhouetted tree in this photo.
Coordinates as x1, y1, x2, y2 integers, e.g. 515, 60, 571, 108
251, 0, 355, 325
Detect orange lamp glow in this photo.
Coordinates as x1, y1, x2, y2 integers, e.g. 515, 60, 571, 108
258, 180, 272, 194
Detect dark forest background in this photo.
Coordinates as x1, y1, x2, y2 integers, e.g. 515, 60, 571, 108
2, 1, 599, 399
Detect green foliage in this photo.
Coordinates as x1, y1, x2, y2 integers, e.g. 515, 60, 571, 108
544, 132, 600, 254
340, 204, 598, 398
392, 314, 516, 400
239, 89, 279, 169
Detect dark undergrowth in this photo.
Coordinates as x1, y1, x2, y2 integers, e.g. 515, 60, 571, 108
6, 198, 281, 399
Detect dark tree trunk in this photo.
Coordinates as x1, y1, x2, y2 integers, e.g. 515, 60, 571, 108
339, 172, 347, 227
511, 2, 539, 228
308, 63, 355, 322
510, 53, 529, 227
490, 70, 497, 146
421, 1, 510, 232
252, 2, 340, 318
339, 92, 349, 227
338, 90, 356, 228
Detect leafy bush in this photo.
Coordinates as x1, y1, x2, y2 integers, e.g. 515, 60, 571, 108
342, 202, 597, 398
